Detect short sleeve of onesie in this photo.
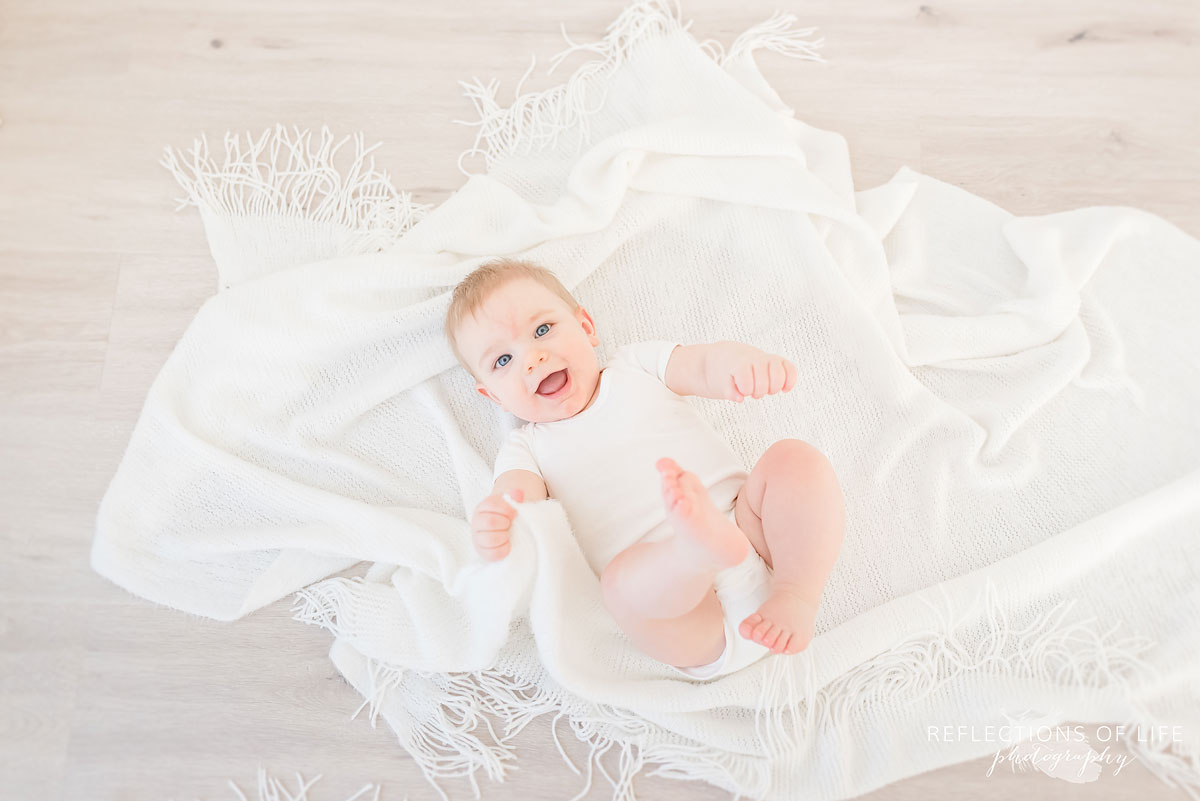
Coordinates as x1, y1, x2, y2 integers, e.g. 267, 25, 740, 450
611, 340, 680, 384
493, 425, 541, 482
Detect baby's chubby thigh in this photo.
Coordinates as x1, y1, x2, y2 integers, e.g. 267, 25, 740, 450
598, 519, 730, 669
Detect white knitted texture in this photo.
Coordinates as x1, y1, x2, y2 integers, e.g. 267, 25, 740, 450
97, 2, 1200, 800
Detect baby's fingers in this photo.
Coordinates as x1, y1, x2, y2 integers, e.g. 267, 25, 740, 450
750, 362, 767, 399
474, 527, 511, 548
782, 359, 798, 392
479, 495, 519, 517
472, 511, 513, 539
731, 365, 754, 401
767, 359, 786, 394
475, 504, 515, 526
477, 540, 511, 561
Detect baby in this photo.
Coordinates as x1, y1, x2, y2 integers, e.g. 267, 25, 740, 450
445, 258, 846, 678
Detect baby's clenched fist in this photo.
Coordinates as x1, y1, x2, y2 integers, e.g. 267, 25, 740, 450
471, 488, 524, 561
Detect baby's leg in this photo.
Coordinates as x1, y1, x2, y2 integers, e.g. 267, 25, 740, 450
602, 582, 728, 669
734, 439, 846, 654
599, 458, 751, 669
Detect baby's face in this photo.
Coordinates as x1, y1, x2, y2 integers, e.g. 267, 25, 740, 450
456, 278, 602, 423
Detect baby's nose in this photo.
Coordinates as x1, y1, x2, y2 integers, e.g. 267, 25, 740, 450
526, 351, 546, 372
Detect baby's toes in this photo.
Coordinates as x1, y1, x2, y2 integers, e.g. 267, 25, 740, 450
785, 630, 813, 654
761, 625, 785, 650
751, 618, 774, 644
739, 614, 763, 640
774, 632, 794, 654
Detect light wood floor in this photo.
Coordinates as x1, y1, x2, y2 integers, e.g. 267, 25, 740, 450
2, 1, 1197, 799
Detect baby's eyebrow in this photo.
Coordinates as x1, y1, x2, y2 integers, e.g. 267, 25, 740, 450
477, 309, 556, 368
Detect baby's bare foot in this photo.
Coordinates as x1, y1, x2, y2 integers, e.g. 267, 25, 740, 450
656, 457, 749, 569
739, 580, 819, 655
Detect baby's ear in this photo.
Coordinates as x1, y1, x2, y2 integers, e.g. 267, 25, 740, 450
476, 383, 500, 405
575, 305, 597, 336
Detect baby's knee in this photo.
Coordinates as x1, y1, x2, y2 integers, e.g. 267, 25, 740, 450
766, 438, 821, 468
767, 439, 839, 486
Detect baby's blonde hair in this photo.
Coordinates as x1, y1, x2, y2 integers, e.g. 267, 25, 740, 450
445, 258, 580, 378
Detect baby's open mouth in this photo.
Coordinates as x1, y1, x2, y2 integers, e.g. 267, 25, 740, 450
536, 369, 569, 397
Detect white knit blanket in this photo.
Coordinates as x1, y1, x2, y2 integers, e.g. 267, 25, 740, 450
92, 2, 1200, 799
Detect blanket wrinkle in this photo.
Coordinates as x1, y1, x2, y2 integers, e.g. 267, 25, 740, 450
95, 1, 1200, 799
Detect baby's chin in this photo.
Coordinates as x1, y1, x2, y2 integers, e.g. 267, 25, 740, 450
513, 405, 577, 424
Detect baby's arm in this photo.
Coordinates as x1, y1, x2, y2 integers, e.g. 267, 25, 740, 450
664, 341, 797, 401
493, 468, 548, 503
662, 344, 710, 397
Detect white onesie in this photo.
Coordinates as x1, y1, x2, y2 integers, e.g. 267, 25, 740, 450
492, 339, 749, 578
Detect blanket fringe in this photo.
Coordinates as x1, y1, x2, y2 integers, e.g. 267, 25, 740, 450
710, 11, 827, 68
160, 123, 432, 256
756, 577, 1199, 796
811, 580, 1160, 732
453, 0, 825, 176
157, 2, 825, 274
292, 581, 768, 801
293, 575, 1199, 800
345, 658, 770, 801
219, 767, 384, 801
1122, 707, 1200, 801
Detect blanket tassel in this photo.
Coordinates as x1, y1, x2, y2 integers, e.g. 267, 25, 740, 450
755, 579, 1200, 798
326, 646, 767, 801
159, 124, 434, 289
453, 0, 825, 176
291, 568, 768, 798
217, 767, 385, 801
346, 657, 657, 801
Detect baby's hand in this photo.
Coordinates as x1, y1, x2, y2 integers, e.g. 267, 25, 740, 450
706, 342, 797, 402
471, 489, 524, 561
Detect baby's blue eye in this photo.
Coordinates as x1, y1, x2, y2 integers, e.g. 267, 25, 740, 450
492, 323, 551, 370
